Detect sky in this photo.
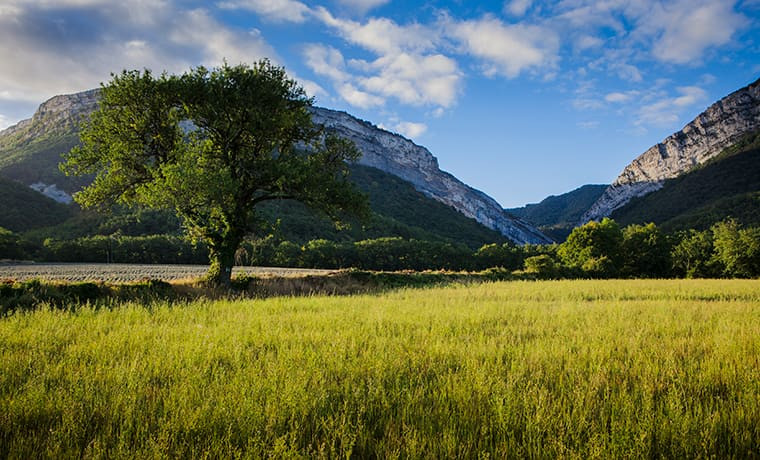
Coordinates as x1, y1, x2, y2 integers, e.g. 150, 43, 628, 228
0, 0, 759, 208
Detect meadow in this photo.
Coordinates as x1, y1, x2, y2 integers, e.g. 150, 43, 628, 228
1, 279, 759, 458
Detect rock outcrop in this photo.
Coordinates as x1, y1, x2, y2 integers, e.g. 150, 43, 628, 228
582, 77, 760, 223
0, 90, 551, 245
312, 108, 551, 244
0, 89, 99, 148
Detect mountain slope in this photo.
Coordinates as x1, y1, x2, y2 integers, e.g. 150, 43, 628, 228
0, 176, 75, 232
582, 77, 760, 223
312, 108, 551, 244
0, 90, 550, 244
611, 131, 760, 231
507, 184, 607, 226
506, 184, 608, 242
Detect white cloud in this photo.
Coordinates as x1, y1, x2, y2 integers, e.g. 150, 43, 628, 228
648, 1, 748, 64
309, 11, 461, 110
303, 44, 350, 83
337, 83, 384, 108
0, 2, 278, 109
574, 35, 604, 51
298, 78, 328, 99
605, 91, 636, 103
358, 53, 461, 107
636, 85, 707, 126
217, 0, 312, 23
380, 120, 428, 139
505, 0, 533, 17
446, 16, 559, 78
314, 7, 435, 55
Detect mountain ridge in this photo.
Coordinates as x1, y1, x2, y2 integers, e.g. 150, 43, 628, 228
582, 77, 760, 223
0, 89, 551, 245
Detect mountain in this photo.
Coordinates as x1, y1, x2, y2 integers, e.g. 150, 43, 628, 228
506, 184, 608, 242
611, 130, 760, 231
311, 108, 550, 244
0, 176, 75, 232
0, 89, 550, 245
582, 77, 760, 223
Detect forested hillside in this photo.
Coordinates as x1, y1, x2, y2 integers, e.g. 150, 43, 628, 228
612, 131, 760, 231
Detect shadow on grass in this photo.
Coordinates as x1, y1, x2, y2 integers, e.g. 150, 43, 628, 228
1, 267, 523, 314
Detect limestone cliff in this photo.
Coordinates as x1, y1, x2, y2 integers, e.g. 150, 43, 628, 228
0, 89, 99, 149
312, 108, 551, 244
582, 77, 760, 223
0, 91, 551, 244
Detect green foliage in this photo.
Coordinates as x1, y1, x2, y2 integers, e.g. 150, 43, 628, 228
522, 254, 559, 279
42, 235, 208, 264
2, 280, 759, 457
0, 227, 24, 260
252, 164, 507, 248
0, 177, 75, 232
711, 219, 760, 278
472, 243, 523, 271
613, 131, 760, 231
621, 223, 671, 278
558, 218, 623, 277
670, 229, 718, 278
0, 134, 87, 191
61, 61, 368, 285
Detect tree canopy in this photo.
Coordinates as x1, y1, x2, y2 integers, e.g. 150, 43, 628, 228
62, 60, 368, 285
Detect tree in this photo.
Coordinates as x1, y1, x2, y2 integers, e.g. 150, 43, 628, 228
62, 61, 368, 285
712, 219, 760, 278
621, 223, 670, 278
557, 218, 623, 277
670, 229, 718, 278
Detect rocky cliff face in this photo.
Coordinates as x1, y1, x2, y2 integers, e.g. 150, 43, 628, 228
311, 108, 551, 244
582, 77, 760, 223
0, 90, 551, 244
0, 89, 99, 148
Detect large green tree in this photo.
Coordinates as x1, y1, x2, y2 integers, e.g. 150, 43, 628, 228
62, 61, 367, 285
557, 218, 623, 277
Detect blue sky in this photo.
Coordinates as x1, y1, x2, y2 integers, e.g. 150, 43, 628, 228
0, 0, 758, 207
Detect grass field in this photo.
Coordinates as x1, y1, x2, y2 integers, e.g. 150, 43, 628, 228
1, 280, 759, 458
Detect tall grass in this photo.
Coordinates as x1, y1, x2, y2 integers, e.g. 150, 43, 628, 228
1, 280, 759, 458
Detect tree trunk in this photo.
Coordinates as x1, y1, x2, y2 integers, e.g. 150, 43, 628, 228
207, 239, 239, 287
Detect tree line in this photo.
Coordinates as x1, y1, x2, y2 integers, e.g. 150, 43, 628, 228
2, 218, 758, 278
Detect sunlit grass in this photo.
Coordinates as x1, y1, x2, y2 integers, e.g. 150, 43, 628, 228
2, 280, 759, 458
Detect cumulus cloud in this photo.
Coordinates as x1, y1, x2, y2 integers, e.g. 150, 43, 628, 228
552, 0, 748, 67
647, 1, 748, 64
303, 44, 351, 83
337, 83, 384, 108
309, 10, 462, 110
357, 53, 461, 107
0, 0, 278, 125
216, 0, 312, 23
314, 7, 435, 55
446, 16, 559, 78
